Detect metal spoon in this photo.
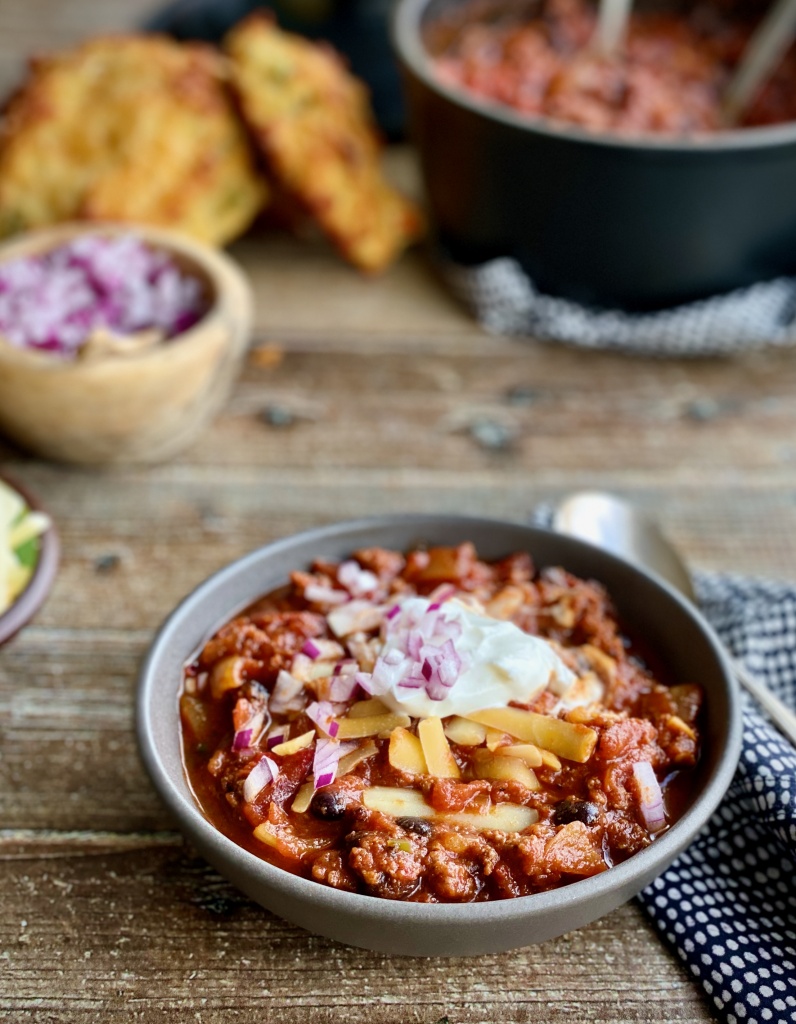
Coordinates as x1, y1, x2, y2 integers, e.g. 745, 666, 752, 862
592, 0, 634, 57
722, 0, 796, 126
553, 490, 796, 747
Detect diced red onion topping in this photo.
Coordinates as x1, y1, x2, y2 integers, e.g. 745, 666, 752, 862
357, 601, 469, 703
427, 583, 457, 605
233, 729, 253, 750
370, 646, 412, 692
270, 670, 307, 714
354, 671, 375, 695
302, 639, 321, 659
232, 708, 265, 751
337, 560, 380, 597
632, 760, 667, 833
312, 738, 358, 791
328, 665, 360, 702
306, 700, 342, 738
332, 658, 358, 677
265, 728, 286, 750
0, 233, 205, 357
313, 639, 346, 661
243, 756, 280, 803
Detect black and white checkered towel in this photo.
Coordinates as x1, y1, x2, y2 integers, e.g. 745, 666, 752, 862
536, 504, 796, 1020
639, 571, 796, 1024
443, 258, 796, 356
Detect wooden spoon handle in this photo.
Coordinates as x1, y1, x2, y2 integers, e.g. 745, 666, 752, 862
723, 0, 796, 125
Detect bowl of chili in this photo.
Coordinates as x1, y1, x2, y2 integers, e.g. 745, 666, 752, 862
137, 514, 741, 955
392, 0, 796, 310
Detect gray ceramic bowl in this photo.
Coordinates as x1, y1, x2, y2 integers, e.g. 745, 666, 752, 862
137, 514, 741, 956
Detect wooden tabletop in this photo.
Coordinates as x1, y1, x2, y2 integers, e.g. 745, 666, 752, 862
3, 3, 796, 1022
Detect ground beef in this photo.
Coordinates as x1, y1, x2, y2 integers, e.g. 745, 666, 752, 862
311, 849, 357, 892
425, 831, 500, 901
347, 831, 426, 899
198, 612, 324, 675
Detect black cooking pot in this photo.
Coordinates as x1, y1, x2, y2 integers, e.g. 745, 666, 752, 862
392, 0, 796, 311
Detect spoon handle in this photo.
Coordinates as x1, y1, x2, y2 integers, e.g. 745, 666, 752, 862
723, 0, 796, 125
732, 658, 796, 747
593, 0, 633, 57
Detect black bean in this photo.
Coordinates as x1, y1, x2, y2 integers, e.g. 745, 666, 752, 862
552, 798, 599, 827
397, 816, 432, 837
310, 789, 347, 821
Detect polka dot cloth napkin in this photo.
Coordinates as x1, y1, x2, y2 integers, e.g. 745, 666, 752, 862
442, 257, 796, 356
639, 571, 796, 1024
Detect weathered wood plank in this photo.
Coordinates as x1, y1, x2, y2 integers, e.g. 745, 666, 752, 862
0, 630, 170, 831
0, 461, 795, 644
0, 473, 792, 641
5, 338, 796, 479
0, 843, 716, 1023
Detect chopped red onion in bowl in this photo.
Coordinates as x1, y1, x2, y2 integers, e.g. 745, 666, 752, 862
0, 233, 207, 358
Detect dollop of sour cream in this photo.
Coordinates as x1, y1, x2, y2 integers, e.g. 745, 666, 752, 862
377, 597, 576, 719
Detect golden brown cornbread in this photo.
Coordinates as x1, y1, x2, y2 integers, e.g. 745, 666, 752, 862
0, 35, 266, 245
224, 14, 423, 273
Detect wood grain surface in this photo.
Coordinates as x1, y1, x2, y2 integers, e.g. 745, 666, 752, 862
2, 2, 795, 1021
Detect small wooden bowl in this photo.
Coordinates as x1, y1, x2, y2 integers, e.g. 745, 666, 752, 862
0, 223, 253, 464
0, 472, 59, 646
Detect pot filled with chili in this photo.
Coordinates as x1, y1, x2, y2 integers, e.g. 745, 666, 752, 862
137, 514, 741, 956
392, 0, 796, 310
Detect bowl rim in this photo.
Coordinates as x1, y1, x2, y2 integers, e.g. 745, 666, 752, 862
137, 513, 742, 930
0, 471, 59, 645
0, 222, 247, 370
392, 0, 796, 153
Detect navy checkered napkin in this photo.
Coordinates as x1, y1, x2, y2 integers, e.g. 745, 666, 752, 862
533, 506, 796, 1020
639, 571, 796, 1024
443, 258, 796, 355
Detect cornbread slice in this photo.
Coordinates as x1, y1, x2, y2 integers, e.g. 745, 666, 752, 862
0, 35, 266, 244
224, 14, 423, 272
